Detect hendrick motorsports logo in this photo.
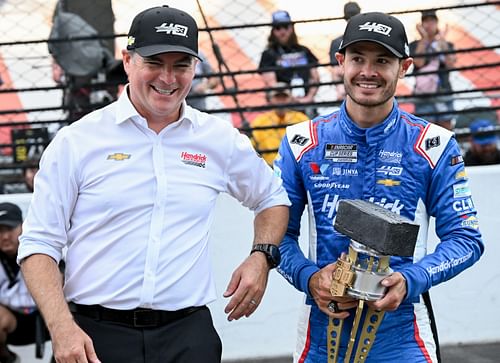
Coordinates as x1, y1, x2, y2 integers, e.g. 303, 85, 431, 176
378, 149, 402, 164
181, 151, 207, 168
321, 194, 404, 219
155, 23, 189, 37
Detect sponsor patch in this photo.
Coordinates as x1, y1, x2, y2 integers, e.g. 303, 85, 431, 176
358, 22, 392, 36
377, 179, 401, 187
332, 167, 359, 176
425, 136, 441, 150
368, 196, 404, 214
378, 149, 402, 164
325, 144, 357, 163
155, 23, 189, 37
309, 162, 330, 180
180, 151, 207, 168
426, 251, 473, 275
453, 182, 471, 198
313, 182, 350, 190
321, 195, 404, 221
107, 153, 131, 161
453, 197, 474, 214
376, 165, 403, 176
290, 134, 310, 146
455, 169, 467, 180
309, 162, 320, 174
460, 215, 479, 229
450, 155, 464, 166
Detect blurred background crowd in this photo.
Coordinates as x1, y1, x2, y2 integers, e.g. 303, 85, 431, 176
0, 0, 499, 192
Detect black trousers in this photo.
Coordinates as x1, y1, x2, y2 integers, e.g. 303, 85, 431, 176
73, 306, 222, 363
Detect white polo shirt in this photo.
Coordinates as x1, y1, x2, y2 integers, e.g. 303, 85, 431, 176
18, 88, 290, 310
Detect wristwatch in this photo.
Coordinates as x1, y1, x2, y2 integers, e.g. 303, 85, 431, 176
250, 244, 281, 269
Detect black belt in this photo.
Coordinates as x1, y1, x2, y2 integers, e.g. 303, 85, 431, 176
68, 302, 203, 328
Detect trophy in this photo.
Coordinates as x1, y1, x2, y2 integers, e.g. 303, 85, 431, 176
328, 199, 419, 363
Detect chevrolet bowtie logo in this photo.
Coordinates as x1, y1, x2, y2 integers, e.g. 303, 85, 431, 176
107, 153, 131, 161
377, 179, 401, 187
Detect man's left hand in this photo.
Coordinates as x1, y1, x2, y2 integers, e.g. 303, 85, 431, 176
367, 272, 407, 311
223, 252, 270, 321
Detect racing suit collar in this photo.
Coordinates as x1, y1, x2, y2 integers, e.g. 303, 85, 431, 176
339, 100, 401, 143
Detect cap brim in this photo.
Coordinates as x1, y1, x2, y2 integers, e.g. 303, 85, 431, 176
135, 45, 201, 60
340, 39, 405, 58
473, 137, 497, 146
0, 220, 21, 228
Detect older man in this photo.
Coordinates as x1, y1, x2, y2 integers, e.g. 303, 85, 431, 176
19, 6, 289, 363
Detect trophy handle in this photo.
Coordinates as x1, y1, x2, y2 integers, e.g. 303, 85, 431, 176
327, 250, 390, 362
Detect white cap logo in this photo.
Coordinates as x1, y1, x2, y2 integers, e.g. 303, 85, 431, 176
358, 22, 392, 36
155, 23, 188, 37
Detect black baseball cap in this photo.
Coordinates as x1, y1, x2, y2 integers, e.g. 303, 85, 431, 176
127, 5, 200, 60
0, 202, 23, 228
421, 10, 438, 21
338, 12, 410, 58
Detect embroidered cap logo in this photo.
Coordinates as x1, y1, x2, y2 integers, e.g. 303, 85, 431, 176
155, 23, 189, 37
358, 22, 392, 36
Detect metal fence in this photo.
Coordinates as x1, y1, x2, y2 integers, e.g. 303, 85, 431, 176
0, 0, 499, 184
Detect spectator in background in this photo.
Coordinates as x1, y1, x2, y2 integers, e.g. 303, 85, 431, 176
464, 119, 500, 166
187, 51, 220, 111
23, 164, 39, 193
252, 82, 309, 165
50, 0, 117, 122
258, 10, 319, 118
0, 202, 48, 363
410, 10, 457, 130
0, 159, 39, 195
328, 2, 361, 101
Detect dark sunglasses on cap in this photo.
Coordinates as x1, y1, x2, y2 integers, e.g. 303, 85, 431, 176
273, 23, 291, 31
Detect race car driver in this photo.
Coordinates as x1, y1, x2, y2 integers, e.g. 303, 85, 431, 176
274, 12, 484, 363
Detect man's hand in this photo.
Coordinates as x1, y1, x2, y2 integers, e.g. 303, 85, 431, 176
223, 252, 270, 321
368, 272, 407, 312
50, 319, 100, 363
309, 262, 357, 319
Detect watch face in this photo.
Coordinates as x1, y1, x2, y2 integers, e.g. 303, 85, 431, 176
252, 244, 281, 268
268, 245, 281, 267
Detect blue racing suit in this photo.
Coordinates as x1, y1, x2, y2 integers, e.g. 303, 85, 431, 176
274, 101, 484, 363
